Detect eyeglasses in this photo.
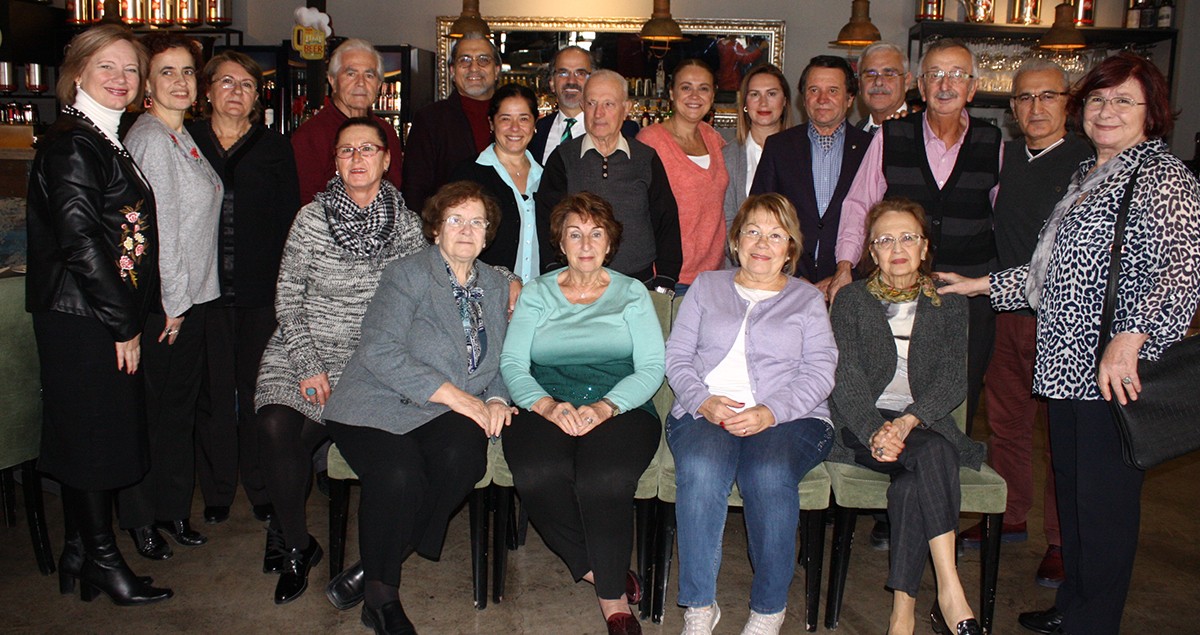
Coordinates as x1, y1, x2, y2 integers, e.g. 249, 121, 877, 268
919, 69, 974, 83
1013, 91, 1068, 105
870, 233, 924, 250
554, 68, 591, 80
740, 228, 789, 244
1082, 95, 1146, 114
859, 69, 904, 81
454, 54, 495, 68
334, 143, 382, 159
444, 215, 490, 230
216, 75, 257, 93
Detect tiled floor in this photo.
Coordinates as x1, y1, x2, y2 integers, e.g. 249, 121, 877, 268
3, 413, 1199, 634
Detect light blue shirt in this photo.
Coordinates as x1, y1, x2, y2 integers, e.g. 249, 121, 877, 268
475, 144, 543, 282
807, 122, 846, 263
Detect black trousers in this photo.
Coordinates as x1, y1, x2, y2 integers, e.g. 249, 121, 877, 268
1048, 399, 1145, 635
939, 261, 996, 434
503, 408, 659, 600
118, 307, 206, 527
326, 414, 487, 587
847, 426, 960, 596
195, 304, 274, 508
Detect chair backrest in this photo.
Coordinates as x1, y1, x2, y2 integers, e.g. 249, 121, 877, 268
0, 277, 42, 469
649, 291, 676, 424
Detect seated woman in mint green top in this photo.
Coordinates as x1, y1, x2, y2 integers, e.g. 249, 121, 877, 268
500, 192, 665, 635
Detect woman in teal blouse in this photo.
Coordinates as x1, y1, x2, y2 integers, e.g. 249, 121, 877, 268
501, 192, 665, 635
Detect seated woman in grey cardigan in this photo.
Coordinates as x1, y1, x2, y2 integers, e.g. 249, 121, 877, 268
828, 198, 985, 635
322, 180, 515, 635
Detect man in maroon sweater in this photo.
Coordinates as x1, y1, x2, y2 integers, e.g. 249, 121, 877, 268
401, 35, 499, 213
292, 38, 405, 205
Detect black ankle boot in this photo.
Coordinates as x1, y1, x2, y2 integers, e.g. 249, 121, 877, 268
66, 487, 174, 606
59, 533, 84, 595
326, 560, 366, 610
274, 535, 322, 604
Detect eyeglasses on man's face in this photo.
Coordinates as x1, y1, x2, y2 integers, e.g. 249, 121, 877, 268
920, 69, 974, 84
859, 68, 903, 81
554, 68, 591, 80
455, 54, 495, 68
334, 143, 382, 159
1013, 91, 1068, 106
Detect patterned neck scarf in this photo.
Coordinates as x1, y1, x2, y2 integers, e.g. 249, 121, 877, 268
445, 259, 487, 374
316, 176, 402, 257
866, 270, 941, 307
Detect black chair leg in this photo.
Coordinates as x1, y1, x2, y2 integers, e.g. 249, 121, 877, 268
328, 478, 351, 577
506, 492, 520, 551
652, 501, 676, 624
635, 498, 656, 619
469, 488, 488, 609
980, 512, 1004, 634
802, 509, 826, 632
1, 467, 15, 527
492, 485, 512, 604
824, 505, 858, 630
20, 462, 54, 575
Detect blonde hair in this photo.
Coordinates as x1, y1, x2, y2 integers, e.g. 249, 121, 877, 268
57, 24, 148, 105
728, 193, 803, 276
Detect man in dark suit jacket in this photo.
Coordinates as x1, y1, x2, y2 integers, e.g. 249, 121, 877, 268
402, 35, 499, 213
529, 46, 639, 166
751, 55, 869, 290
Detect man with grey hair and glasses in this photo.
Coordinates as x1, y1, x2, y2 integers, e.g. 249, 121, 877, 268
958, 58, 1090, 593
403, 34, 501, 212
292, 38, 403, 204
854, 41, 912, 133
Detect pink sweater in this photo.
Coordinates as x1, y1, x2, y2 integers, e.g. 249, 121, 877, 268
637, 123, 729, 285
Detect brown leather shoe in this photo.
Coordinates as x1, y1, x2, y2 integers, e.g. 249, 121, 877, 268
606, 612, 643, 635
625, 570, 643, 604
1036, 545, 1065, 588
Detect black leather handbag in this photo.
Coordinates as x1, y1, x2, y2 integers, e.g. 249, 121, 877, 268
1098, 165, 1200, 470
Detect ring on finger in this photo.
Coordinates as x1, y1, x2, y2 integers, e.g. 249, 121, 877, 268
586, 417, 594, 424
1121, 376, 1133, 385
561, 408, 570, 417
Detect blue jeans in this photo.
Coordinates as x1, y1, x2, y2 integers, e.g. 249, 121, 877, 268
667, 412, 833, 613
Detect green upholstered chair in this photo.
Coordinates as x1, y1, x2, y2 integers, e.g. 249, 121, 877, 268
0, 276, 55, 575
326, 443, 494, 608
823, 401, 1008, 633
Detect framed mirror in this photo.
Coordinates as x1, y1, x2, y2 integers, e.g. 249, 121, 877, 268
435, 16, 785, 128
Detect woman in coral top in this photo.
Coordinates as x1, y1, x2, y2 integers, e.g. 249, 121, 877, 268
636, 60, 728, 293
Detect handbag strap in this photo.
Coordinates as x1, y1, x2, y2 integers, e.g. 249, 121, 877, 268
1096, 163, 1143, 363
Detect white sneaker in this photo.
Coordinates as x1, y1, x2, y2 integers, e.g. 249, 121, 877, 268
681, 603, 721, 635
740, 609, 786, 635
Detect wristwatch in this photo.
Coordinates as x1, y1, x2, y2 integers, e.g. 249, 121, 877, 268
600, 397, 621, 417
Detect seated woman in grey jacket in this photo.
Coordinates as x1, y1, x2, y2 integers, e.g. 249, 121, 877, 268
323, 181, 515, 635
828, 198, 984, 635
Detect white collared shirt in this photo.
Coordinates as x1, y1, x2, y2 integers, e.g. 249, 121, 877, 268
581, 133, 631, 159
542, 110, 587, 164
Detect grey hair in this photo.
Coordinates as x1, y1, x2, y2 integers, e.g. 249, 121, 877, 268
585, 69, 629, 99
919, 38, 977, 78
859, 41, 909, 74
449, 33, 501, 66
328, 38, 384, 80
551, 45, 596, 71
1011, 58, 1070, 93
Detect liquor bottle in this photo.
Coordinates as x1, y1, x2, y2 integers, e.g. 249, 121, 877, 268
1156, 0, 1174, 27
1139, 0, 1156, 27
1126, 0, 1142, 27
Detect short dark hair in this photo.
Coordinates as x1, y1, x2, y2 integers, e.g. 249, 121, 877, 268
421, 181, 501, 245
860, 197, 932, 276
201, 50, 264, 123
1070, 51, 1175, 139
140, 32, 203, 71
548, 192, 623, 266
800, 55, 858, 98
335, 116, 389, 151
551, 45, 595, 71
488, 83, 538, 120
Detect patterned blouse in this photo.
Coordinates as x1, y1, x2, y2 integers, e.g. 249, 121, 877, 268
990, 138, 1200, 400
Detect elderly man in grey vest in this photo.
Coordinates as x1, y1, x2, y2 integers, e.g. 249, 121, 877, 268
535, 69, 682, 291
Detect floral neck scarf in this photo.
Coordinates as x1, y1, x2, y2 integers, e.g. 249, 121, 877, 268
445, 260, 487, 374
865, 270, 941, 307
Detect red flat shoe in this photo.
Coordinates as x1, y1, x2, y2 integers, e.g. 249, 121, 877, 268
625, 570, 643, 604
606, 612, 643, 635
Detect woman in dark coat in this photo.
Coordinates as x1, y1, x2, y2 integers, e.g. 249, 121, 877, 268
25, 24, 172, 605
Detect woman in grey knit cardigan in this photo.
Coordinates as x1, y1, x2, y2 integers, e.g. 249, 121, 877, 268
828, 199, 984, 635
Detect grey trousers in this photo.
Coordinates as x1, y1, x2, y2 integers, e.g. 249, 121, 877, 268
845, 426, 960, 595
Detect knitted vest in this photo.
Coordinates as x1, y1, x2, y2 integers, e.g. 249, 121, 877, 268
557, 135, 659, 276
882, 113, 1001, 267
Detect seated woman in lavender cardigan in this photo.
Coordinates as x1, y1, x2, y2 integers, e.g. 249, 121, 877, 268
321, 181, 515, 635
664, 193, 836, 635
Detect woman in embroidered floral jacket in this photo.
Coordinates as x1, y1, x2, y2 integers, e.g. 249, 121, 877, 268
25, 24, 173, 606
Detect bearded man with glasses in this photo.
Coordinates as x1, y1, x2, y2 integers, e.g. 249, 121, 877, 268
530, 46, 640, 166
403, 34, 502, 213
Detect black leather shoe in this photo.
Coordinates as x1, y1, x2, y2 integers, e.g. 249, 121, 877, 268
327, 560, 366, 610
155, 519, 208, 547
273, 535, 322, 605
869, 520, 890, 551
203, 505, 230, 524
931, 601, 981, 635
128, 526, 173, 560
252, 504, 275, 522
1019, 606, 1065, 634
361, 600, 417, 635
263, 526, 286, 574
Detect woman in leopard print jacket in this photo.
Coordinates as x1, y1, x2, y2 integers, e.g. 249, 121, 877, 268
939, 52, 1200, 635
